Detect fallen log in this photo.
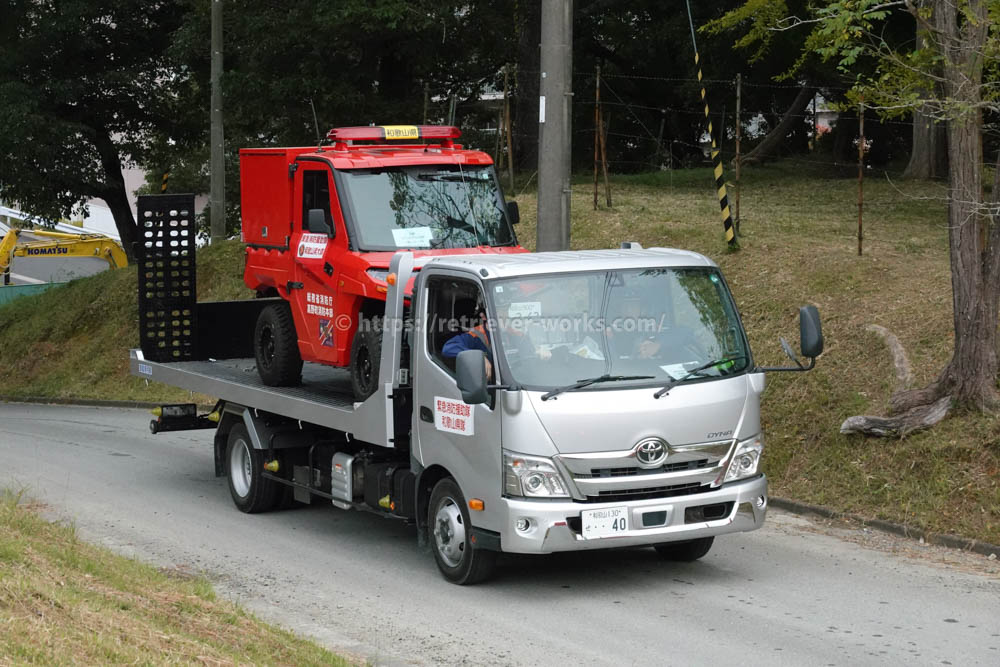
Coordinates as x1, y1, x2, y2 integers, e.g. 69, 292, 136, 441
840, 326, 950, 437
840, 395, 952, 437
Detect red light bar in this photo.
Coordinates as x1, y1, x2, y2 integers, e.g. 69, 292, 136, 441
326, 125, 462, 142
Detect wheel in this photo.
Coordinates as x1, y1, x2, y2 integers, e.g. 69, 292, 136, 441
254, 303, 303, 386
350, 316, 382, 401
429, 478, 497, 585
653, 536, 714, 561
225, 424, 278, 513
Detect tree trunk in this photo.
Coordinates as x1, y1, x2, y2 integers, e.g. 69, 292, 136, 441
903, 105, 948, 179
903, 21, 948, 179
934, 0, 998, 409
93, 127, 138, 263
742, 86, 814, 164
513, 1, 541, 172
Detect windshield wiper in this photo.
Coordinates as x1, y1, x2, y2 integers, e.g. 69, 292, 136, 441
653, 356, 748, 399
415, 173, 467, 182
541, 374, 654, 401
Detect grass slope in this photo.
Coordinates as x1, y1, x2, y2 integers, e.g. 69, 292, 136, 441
1, 162, 997, 544
0, 491, 347, 664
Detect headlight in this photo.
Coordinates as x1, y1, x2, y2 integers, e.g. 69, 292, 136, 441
724, 434, 763, 483
503, 451, 570, 498
366, 268, 389, 282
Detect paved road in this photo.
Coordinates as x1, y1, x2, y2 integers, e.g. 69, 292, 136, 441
1, 403, 997, 666
6, 231, 110, 285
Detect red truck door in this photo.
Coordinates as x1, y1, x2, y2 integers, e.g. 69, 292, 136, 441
288, 163, 346, 365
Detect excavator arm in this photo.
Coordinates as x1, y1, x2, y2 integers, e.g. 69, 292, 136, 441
1, 229, 128, 285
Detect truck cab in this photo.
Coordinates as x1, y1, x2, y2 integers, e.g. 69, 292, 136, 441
410, 248, 787, 580
240, 125, 525, 399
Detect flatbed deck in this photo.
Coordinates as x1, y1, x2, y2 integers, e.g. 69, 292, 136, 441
130, 349, 366, 432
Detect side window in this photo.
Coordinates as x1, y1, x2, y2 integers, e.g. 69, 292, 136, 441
302, 170, 333, 230
425, 277, 485, 375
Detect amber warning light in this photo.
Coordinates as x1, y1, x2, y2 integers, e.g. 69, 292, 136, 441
326, 125, 461, 143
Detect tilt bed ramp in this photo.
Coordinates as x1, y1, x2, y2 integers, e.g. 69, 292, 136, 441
129, 194, 822, 584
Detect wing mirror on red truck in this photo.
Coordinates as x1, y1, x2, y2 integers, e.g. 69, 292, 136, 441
306, 208, 334, 238
757, 305, 823, 372
456, 349, 490, 404
506, 201, 520, 225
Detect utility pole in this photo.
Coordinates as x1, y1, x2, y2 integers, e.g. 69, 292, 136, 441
537, 0, 573, 252
210, 0, 225, 242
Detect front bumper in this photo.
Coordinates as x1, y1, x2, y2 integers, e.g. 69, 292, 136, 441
499, 475, 767, 554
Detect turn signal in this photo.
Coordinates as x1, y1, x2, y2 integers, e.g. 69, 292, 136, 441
386, 272, 397, 285
469, 499, 485, 511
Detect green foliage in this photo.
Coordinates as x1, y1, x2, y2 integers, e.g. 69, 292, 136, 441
0, 1, 187, 240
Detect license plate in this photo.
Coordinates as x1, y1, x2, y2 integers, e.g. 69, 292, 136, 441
581, 506, 629, 538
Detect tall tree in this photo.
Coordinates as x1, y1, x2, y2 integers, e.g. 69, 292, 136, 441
815, 1, 1000, 417
0, 1, 186, 261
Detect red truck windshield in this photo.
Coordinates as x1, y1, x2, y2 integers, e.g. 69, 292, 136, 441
336, 165, 517, 251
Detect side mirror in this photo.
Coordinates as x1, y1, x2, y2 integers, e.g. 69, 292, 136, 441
799, 305, 823, 358
307, 208, 333, 237
757, 305, 823, 373
456, 349, 489, 404
506, 200, 520, 225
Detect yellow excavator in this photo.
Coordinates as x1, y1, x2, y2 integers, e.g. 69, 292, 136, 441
0, 228, 128, 285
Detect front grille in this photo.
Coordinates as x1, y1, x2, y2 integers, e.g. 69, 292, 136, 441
586, 459, 710, 478
580, 482, 708, 503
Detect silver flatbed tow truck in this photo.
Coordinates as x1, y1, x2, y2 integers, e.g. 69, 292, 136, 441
132, 230, 822, 584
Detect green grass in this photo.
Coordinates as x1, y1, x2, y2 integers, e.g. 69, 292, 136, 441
1, 162, 998, 545
0, 490, 349, 664
0, 240, 251, 402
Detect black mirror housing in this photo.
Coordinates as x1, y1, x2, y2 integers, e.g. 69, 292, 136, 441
506, 200, 520, 225
799, 305, 823, 358
307, 208, 333, 237
456, 349, 489, 404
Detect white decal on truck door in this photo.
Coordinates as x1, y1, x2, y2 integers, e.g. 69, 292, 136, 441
434, 396, 474, 436
297, 234, 328, 259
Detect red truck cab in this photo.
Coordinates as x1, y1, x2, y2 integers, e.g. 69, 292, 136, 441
240, 125, 525, 398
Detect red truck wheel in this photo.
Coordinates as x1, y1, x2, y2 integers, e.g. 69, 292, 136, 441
254, 303, 303, 386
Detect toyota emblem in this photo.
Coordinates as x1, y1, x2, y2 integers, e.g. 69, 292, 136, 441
634, 438, 668, 468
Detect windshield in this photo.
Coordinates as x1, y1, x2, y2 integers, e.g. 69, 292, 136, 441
489, 267, 750, 391
337, 165, 517, 251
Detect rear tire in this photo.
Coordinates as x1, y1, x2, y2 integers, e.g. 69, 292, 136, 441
653, 536, 714, 561
429, 478, 497, 585
226, 424, 278, 513
254, 303, 302, 386
350, 316, 382, 401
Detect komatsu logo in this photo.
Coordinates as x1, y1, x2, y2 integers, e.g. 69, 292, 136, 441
26, 247, 69, 256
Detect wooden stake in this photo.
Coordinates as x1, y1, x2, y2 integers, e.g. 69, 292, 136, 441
503, 66, 514, 192
600, 112, 611, 207
734, 73, 742, 236
858, 101, 865, 257
594, 65, 600, 210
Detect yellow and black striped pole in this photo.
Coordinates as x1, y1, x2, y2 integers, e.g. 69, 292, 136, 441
161, 172, 170, 194
685, 0, 737, 248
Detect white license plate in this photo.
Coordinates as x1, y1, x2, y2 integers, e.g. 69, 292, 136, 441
581, 506, 629, 538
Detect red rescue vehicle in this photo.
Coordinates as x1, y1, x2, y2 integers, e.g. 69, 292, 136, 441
240, 125, 525, 399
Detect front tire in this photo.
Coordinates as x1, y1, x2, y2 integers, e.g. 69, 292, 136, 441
254, 303, 302, 386
653, 536, 714, 561
429, 478, 497, 585
350, 316, 382, 401
226, 424, 278, 513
